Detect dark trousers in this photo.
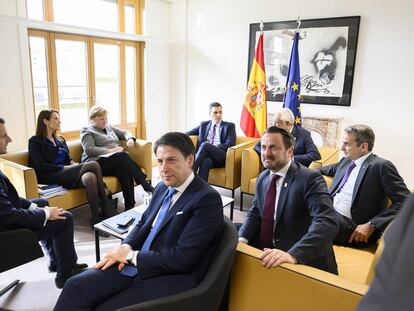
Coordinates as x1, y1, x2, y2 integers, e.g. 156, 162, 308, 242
33, 198, 77, 276
334, 212, 379, 248
54, 266, 193, 311
98, 152, 151, 210
194, 142, 226, 181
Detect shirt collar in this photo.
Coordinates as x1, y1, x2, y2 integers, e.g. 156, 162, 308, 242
353, 152, 372, 167
211, 121, 221, 128
269, 160, 292, 178
174, 171, 195, 194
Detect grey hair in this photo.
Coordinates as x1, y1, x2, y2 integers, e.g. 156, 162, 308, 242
276, 108, 294, 124
344, 124, 375, 151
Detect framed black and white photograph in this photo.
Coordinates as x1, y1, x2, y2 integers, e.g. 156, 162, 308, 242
248, 16, 360, 106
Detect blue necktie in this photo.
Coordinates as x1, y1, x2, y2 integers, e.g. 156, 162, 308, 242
332, 161, 356, 196
121, 187, 177, 277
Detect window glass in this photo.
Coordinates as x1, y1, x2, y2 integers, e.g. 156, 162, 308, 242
94, 43, 121, 124
54, 0, 118, 32
55, 39, 89, 132
26, 0, 44, 20
125, 4, 135, 34
125, 46, 136, 123
29, 36, 50, 118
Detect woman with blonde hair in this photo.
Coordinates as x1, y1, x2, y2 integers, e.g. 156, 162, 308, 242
28, 109, 117, 226
81, 106, 153, 210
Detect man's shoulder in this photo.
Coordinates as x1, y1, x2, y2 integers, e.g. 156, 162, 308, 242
295, 125, 311, 137
222, 121, 235, 128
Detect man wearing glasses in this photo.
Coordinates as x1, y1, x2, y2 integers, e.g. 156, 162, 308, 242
254, 108, 320, 167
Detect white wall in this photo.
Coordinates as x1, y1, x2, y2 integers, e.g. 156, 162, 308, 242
170, 0, 414, 188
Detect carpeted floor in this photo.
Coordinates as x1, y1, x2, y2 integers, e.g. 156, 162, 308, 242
0, 170, 252, 311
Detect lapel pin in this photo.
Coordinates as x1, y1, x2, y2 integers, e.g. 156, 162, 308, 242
284, 182, 288, 187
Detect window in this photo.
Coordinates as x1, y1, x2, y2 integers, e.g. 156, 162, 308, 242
26, 0, 145, 35
28, 31, 145, 139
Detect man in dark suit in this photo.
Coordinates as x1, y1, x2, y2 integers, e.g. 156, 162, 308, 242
186, 102, 236, 181
254, 108, 320, 167
0, 118, 86, 288
319, 124, 410, 247
54, 132, 224, 311
239, 126, 338, 274
357, 193, 414, 311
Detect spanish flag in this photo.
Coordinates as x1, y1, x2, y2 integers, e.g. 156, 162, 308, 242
240, 33, 267, 138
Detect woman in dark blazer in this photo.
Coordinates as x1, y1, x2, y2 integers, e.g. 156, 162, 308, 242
28, 109, 117, 226
80, 106, 153, 211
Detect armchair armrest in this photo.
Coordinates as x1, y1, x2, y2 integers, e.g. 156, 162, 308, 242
0, 159, 38, 199
230, 242, 368, 311
240, 147, 261, 193
310, 147, 339, 169
123, 139, 153, 181
225, 139, 258, 189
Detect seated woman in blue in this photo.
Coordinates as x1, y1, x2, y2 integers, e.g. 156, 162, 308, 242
28, 109, 117, 226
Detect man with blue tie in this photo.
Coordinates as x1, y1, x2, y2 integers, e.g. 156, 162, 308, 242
318, 124, 410, 247
54, 132, 224, 311
0, 118, 86, 289
186, 102, 236, 181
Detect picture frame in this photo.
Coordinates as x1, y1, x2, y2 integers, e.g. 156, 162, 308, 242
248, 16, 360, 106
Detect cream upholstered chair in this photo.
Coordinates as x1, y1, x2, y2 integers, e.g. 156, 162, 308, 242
239, 146, 339, 210
228, 240, 385, 311
0, 139, 152, 210
190, 135, 258, 220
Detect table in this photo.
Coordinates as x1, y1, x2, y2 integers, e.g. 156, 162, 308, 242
94, 195, 234, 261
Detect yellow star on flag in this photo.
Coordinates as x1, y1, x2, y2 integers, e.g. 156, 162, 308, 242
297, 94, 302, 100
291, 82, 299, 91
295, 116, 301, 125
298, 105, 302, 113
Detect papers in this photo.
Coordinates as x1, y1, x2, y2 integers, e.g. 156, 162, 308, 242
38, 184, 67, 199
97, 149, 128, 158
102, 209, 142, 235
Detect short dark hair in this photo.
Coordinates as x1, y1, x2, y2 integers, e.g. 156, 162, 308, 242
344, 124, 375, 151
0, 118, 4, 124
263, 126, 295, 149
209, 102, 222, 110
154, 132, 195, 158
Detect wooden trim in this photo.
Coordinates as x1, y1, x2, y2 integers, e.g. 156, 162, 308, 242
43, 0, 54, 21
137, 0, 144, 35
119, 0, 125, 33
120, 42, 127, 129
136, 42, 145, 139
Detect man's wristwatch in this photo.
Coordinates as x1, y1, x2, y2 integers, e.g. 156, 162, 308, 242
368, 221, 376, 230
126, 250, 134, 265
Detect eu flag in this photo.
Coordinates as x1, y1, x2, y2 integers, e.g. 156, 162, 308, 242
283, 32, 302, 127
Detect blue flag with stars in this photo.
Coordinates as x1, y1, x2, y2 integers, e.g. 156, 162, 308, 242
283, 32, 302, 127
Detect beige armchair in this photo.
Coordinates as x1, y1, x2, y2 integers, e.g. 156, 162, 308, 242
190, 135, 259, 220
0, 139, 152, 210
240, 146, 339, 210
229, 241, 383, 311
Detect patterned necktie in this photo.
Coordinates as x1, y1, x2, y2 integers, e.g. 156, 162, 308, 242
260, 174, 280, 248
120, 187, 177, 278
207, 124, 216, 144
332, 161, 356, 196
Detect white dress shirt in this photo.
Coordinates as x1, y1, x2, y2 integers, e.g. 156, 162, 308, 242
333, 153, 372, 219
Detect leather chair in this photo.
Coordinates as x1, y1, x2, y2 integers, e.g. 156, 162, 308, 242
190, 136, 259, 220
116, 217, 238, 311
239, 146, 339, 210
0, 229, 44, 297
228, 241, 385, 311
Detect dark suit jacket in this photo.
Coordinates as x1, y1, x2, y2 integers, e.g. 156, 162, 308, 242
123, 175, 224, 291
357, 193, 414, 311
318, 154, 410, 231
239, 162, 338, 274
28, 135, 72, 179
186, 121, 236, 152
0, 171, 46, 231
254, 125, 321, 167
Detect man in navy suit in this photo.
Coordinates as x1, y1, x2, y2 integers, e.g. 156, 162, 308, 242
318, 124, 410, 247
254, 108, 320, 167
54, 132, 224, 311
239, 126, 338, 274
186, 102, 236, 181
0, 118, 86, 288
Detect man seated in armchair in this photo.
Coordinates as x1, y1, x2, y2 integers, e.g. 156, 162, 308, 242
0, 117, 86, 289
186, 102, 236, 181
